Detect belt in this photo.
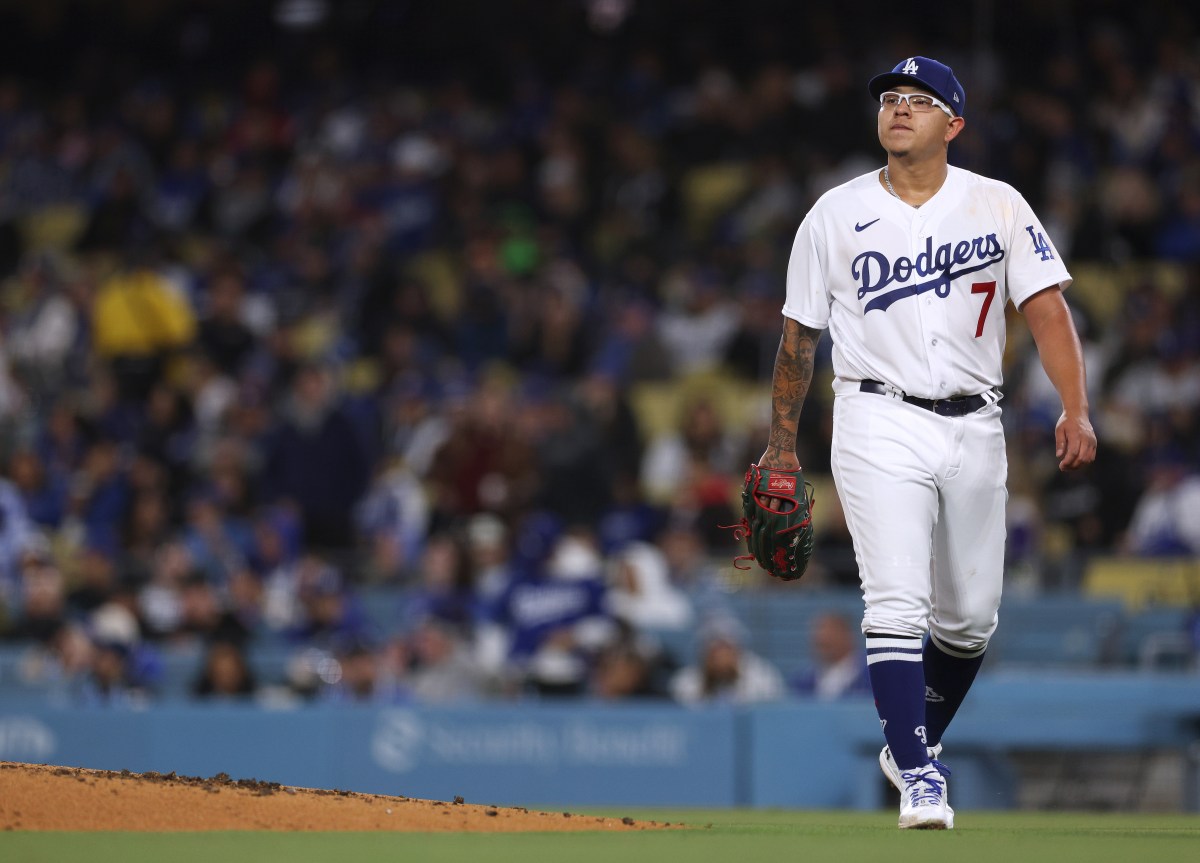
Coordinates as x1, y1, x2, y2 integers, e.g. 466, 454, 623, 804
859, 380, 989, 417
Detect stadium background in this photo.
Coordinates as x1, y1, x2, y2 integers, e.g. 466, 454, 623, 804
0, 0, 1197, 812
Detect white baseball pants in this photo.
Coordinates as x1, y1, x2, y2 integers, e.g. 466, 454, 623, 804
830, 391, 1007, 652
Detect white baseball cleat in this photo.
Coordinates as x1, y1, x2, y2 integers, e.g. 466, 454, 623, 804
896, 763, 953, 830
879, 743, 943, 793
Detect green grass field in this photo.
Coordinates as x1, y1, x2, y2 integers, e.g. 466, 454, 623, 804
3, 810, 1198, 863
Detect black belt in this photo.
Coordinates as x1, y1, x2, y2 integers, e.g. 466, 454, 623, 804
859, 380, 989, 417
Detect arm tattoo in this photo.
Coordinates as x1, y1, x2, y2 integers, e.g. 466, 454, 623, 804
764, 319, 820, 461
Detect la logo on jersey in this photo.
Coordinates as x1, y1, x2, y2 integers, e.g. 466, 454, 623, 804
1025, 225, 1054, 261
902, 58, 920, 75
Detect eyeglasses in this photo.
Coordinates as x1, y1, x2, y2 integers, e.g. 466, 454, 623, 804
879, 91, 954, 118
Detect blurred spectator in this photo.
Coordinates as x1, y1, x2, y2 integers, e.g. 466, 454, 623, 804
80, 639, 146, 706
284, 556, 370, 649
806, 484, 860, 589
401, 531, 478, 631
66, 542, 121, 616
261, 362, 372, 550
78, 601, 159, 705
723, 268, 787, 382
658, 521, 727, 592
791, 612, 872, 701
426, 375, 538, 521
668, 615, 785, 705
0, 475, 38, 597
226, 567, 267, 636
35, 398, 88, 483
667, 458, 742, 552
477, 515, 615, 696
7, 449, 70, 530
119, 488, 175, 586
2, 547, 67, 643
589, 638, 665, 700
36, 622, 95, 694
1109, 330, 1200, 422
174, 574, 251, 647
596, 471, 665, 556
3, 252, 82, 399
137, 541, 193, 639
0, 348, 29, 440
1156, 180, 1200, 261
507, 262, 596, 379
589, 296, 672, 384
196, 266, 258, 378
356, 458, 431, 581
605, 541, 694, 632
192, 639, 258, 700
321, 638, 409, 705
383, 374, 451, 479
577, 371, 645, 486
179, 489, 251, 585
656, 267, 740, 377
65, 436, 130, 558
465, 512, 513, 602
90, 259, 196, 403
248, 504, 303, 580
641, 395, 743, 505
407, 617, 487, 703
134, 383, 196, 498
524, 387, 614, 525
1122, 447, 1200, 555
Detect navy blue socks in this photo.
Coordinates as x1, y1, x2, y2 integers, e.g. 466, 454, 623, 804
866, 633, 929, 770
922, 635, 986, 748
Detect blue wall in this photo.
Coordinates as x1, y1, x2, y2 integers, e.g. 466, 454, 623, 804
0, 702, 742, 807
2, 672, 1199, 810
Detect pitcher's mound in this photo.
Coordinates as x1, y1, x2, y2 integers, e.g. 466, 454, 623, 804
0, 761, 679, 832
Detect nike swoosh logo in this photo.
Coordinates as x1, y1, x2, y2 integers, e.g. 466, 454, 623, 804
855, 219, 881, 232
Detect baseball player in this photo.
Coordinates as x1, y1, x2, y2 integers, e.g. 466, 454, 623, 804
759, 57, 1096, 828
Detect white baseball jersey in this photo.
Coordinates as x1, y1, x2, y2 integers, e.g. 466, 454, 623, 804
783, 165, 1071, 399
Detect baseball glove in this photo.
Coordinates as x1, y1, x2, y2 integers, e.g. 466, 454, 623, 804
725, 463, 815, 581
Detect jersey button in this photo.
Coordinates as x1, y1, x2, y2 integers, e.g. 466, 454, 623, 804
931, 338, 938, 346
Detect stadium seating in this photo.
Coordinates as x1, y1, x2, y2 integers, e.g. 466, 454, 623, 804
716, 588, 864, 678
986, 595, 1126, 668
3, 579, 1194, 704
1114, 606, 1195, 670
1083, 557, 1200, 609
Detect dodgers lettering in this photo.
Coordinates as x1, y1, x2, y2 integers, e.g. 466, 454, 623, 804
853, 235, 1005, 313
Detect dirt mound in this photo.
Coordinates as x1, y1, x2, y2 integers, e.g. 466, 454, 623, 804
0, 761, 679, 832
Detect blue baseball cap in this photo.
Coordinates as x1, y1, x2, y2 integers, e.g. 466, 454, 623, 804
869, 56, 966, 117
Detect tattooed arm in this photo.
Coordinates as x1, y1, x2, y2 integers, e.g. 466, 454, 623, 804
758, 317, 821, 470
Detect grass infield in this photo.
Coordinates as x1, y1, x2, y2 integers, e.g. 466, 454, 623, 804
2, 809, 1198, 863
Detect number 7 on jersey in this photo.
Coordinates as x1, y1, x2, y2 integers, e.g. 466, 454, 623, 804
971, 281, 996, 338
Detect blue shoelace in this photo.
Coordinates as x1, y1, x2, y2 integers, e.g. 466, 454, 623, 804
901, 762, 949, 806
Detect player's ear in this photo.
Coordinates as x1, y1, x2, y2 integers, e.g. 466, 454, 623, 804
945, 116, 965, 143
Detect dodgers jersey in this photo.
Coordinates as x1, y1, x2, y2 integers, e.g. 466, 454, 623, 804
783, 165, 1071, 400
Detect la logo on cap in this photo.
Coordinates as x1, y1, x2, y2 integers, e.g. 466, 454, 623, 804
902, 58, 919, 74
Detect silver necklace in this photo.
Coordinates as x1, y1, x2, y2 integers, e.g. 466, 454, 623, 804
883, 166, 899, 198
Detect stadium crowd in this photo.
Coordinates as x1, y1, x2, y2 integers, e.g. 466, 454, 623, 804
0, 0, 1198, 706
